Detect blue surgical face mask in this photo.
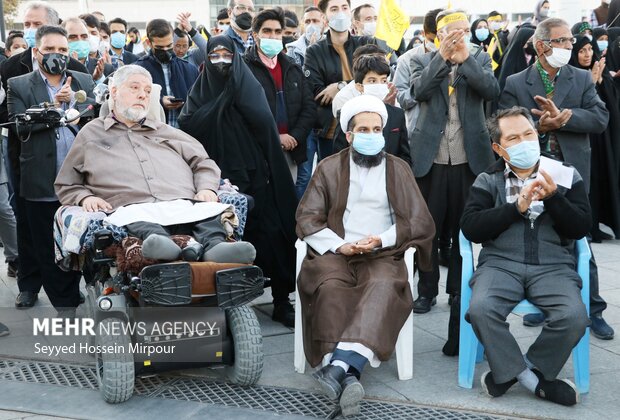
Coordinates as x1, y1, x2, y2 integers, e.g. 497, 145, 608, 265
501, 139, 541, 169
351, 132, 385, 156
110, 32, 126, 49
475, 28, 489, 42
463, 34, 472, 44
259, 37, 283, 58
24, 28, 36, 48
597, 40, 609, 51
69, 40, 91, 59
329, 12, 352, 33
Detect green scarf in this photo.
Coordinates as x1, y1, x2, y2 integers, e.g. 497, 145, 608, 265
536, 60, 555, 97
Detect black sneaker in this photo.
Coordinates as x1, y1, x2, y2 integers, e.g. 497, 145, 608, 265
523, 313, 545, 327
590, 314, 614, 340
181, 242, 204, 262
272, 301, 295, 328
312, 365, 346, 400
481, 371, 517, 397
339, 374, 364, 417
532, 369, 579, 406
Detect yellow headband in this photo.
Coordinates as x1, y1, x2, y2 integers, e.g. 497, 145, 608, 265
487, 15, 503, 22
437, 12, 468, 31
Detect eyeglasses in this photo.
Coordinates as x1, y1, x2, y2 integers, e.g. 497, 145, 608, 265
543, 37, 577, 45
234, 4, 255, 13
208, 52, 234, 61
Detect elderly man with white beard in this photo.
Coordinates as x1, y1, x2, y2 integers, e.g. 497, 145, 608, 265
55, 64, 256, 264
296, 95, 435, 416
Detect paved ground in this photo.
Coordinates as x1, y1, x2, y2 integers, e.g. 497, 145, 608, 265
0, 230, 618, 419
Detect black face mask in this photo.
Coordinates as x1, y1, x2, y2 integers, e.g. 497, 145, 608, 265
38, 52, 68, 75
152, 47, 173, 63
282, 36, 296, 46
213, 62, 232, 77
524, 41, 536, 56
234, 12, 253, 31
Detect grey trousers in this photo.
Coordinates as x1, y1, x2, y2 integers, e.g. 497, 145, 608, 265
125, 215, 227, 251
0, 182, 17, 262
467, 259, 589, 383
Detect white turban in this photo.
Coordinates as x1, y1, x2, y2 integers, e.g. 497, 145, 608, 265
339, 94, 389, 133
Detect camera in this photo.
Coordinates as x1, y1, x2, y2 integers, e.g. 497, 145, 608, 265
15, 103, 65, 126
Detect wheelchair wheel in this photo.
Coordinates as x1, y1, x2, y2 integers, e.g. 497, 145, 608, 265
96, 317, 135, 403
225, 305, 264, 386
84, 283, 102, 348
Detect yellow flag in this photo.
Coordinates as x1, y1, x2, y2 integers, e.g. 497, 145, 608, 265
375, 0, 410, 51
447, 1, 453, 8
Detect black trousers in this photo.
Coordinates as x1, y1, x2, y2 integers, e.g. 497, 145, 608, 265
416, 163, 476, 298
125, 215, 227, 251
19, 199, 81, 308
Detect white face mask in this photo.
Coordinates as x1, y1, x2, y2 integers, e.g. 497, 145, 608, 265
218, 24, 230, 31
329, 12, 351, 33
546, 47, 571, 68
88, 35, 101, 53
361, 21, 377, 36
363, 83, 389, 101
489, 21, 502, 32
424, 39, 438, 52
99, 40, 110, 55
305, 23, 323, 42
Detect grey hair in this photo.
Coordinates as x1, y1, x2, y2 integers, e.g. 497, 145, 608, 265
487, 106, 536, 143
60, 16, 87, 30
110, 65, 153, 88
227, 0, 236, 9
533, 17, 569, 41
435, 9, 468, 34
25, 1, 60, 26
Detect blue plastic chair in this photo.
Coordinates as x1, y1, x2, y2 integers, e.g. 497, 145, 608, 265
458, 231, 591, 393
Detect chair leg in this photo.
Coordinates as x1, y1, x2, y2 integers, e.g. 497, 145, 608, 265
293, 288, 306, 374
458, 319, 480, 388
396, 312, 414, 380
572, 329, 590, 394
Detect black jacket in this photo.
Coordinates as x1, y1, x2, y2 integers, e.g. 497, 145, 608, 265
303, 32, 372, 137
333, 103, 411, 165
0, 48, 89, 180
7, 70, 96, 199
243, 45, 316, 164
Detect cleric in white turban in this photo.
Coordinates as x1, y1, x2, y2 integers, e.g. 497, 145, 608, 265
295, 94, 436, 416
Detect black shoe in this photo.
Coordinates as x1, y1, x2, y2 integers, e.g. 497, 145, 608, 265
413, 296, 436, 314
481, 371, 517, 397
438, 247, 451, 267
181, 242, 204, 262
312, 364, 346, 400
532, 369, 579, 406
79, 291, 85, 305
272, 301, 295, 328
590, 314, 614, 340
339, 374, 364, 417
591, 229, 614, 243
7, 260, 17, 278
523, 313, 545, 327
15, 291, 38, 309
0, 322, 9, 337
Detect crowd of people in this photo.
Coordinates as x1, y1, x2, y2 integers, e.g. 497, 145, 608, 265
0, 0, 618, 415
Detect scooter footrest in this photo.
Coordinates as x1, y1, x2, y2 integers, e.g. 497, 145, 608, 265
216, 266, 265, 309
139, 262, 192, 305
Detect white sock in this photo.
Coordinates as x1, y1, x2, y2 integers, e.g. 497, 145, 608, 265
517, 368, 539, 393
331, 360, 349, 372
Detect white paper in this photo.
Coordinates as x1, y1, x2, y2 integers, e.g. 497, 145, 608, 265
104, 199, 232, 227
537, 156, 574, 189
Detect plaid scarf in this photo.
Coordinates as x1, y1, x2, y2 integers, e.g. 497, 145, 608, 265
504, 164, 545, 221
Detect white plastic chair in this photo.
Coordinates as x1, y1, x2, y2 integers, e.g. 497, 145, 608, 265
294, 239, 416, 380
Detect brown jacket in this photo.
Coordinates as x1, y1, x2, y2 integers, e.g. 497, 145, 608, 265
55, 115, 221, 210
296, 149, 435, 366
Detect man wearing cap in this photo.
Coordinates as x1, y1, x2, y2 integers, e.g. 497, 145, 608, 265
409, 9, 499, 355
296, 95, 435, 416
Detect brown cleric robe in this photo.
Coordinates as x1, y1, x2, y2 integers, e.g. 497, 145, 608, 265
296, 149, 435, 367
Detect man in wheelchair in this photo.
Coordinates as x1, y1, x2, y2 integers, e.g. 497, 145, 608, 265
54, 64, 255, 264
460, 107, 591, 406
296, 95, 435, 416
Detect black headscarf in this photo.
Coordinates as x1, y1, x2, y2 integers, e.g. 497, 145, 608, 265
593, 27, 608, 41
497, 26, 536, 92
608, 0, 620, 28
470, 19, 491, 46
571, 21, 593, 37
178, 35, 297, 242
569, 35, 601, 70
605, 28, 620, 76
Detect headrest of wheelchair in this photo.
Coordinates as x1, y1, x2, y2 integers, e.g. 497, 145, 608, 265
100, 83, 166, 123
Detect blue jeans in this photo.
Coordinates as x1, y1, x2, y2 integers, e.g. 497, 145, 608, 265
295, 130, 319, 199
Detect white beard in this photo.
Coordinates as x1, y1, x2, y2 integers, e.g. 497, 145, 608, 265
118, 105, 148, 123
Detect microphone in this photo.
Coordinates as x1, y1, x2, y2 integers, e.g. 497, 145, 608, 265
62, 105, 94, 125
74, 90, 87, 103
